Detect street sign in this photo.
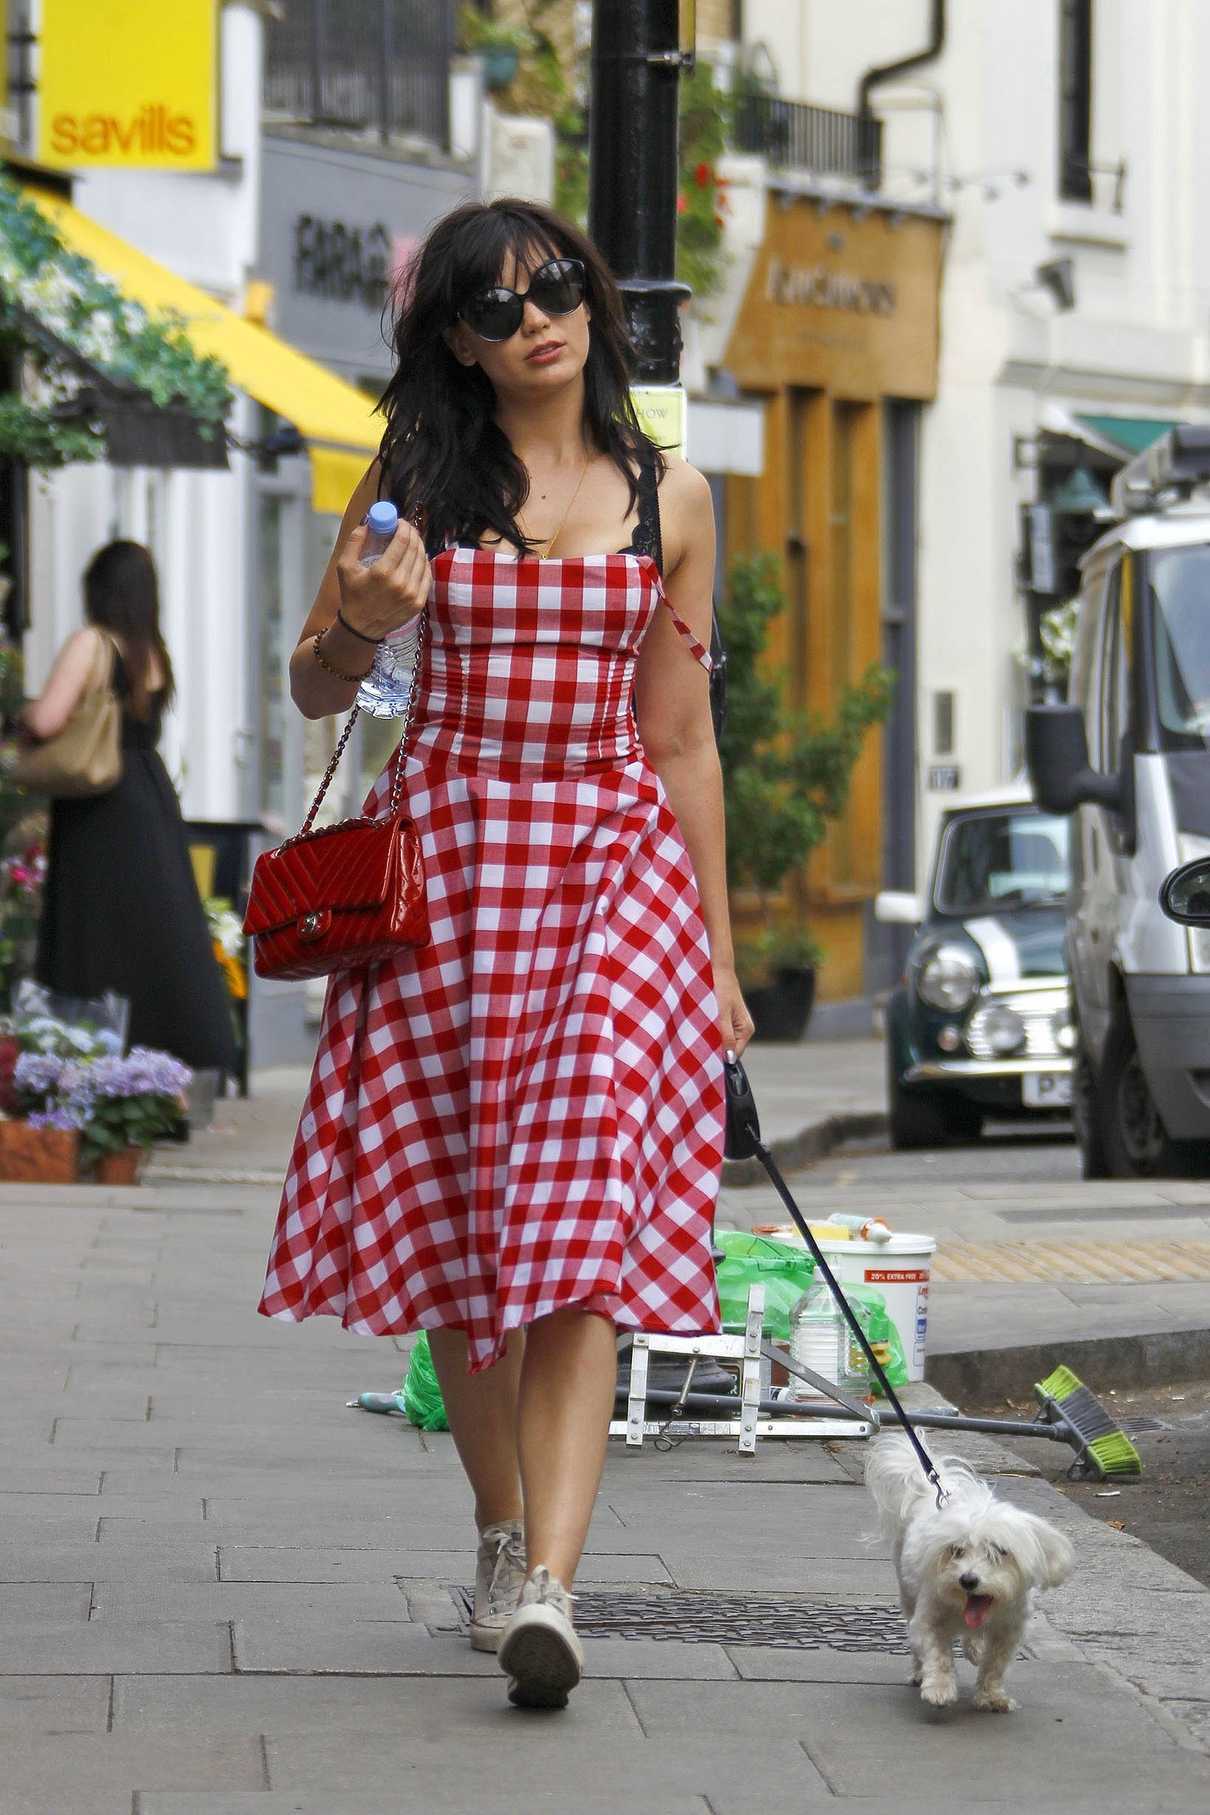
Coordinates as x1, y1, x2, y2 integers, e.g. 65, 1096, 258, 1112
630, 384, 686, 458
37, 0, 217, 170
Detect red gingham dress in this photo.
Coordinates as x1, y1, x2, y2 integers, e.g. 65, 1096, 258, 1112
258, 518, 725, 1372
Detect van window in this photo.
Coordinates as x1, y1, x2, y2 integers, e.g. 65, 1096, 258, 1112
1150, 545, 1210, 748
1097, 560, 1133, 771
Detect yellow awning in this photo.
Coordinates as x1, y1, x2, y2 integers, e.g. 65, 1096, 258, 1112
24, 184, 379, 514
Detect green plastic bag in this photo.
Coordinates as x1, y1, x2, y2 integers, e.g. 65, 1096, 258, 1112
401, 1332, 449, 1431
714, 1229, 816, 1340
842, 1285, 908, 1395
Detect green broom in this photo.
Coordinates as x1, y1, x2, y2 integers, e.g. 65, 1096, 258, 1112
1034, 1365, 1142, 1479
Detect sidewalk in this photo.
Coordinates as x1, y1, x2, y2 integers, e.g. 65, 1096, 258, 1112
0, 1063, 1206, 1810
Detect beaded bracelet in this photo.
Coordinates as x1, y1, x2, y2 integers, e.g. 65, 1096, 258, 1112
336, 606, 381, 646
313, 630, 372, 685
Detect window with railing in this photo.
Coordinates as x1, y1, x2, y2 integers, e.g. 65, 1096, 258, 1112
732, 92, 882, 188
264, 0, 455, 152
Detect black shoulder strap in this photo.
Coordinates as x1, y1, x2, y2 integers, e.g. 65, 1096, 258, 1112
631, 447, 664, 574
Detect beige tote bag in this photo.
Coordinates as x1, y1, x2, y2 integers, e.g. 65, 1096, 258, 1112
13, 632, 123, 799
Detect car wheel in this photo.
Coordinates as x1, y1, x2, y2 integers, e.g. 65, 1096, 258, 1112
944, 1098, 986, 1143
1098, 1014, 1179, 1178
1071, 1042, 1110, 1179
887, 1054, 957, 1150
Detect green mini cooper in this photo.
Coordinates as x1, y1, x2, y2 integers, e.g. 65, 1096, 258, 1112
876, 788, 1074, 1149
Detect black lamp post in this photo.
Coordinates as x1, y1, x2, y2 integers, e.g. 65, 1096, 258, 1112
588, 0, 692, 386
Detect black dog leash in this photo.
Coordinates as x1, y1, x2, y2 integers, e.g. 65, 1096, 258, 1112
724, 1054, 949, 1507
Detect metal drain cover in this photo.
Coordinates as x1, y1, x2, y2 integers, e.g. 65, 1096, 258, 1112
450, 1585, 909, 1652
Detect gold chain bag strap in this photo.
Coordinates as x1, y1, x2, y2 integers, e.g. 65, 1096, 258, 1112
242, 609, 430, 981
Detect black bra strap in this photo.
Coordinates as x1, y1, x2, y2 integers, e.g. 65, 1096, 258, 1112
630, 448, 664, 575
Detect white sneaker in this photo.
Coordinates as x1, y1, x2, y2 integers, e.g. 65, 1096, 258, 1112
470, 1520, 526, 1653
497, 1564, 584, 1709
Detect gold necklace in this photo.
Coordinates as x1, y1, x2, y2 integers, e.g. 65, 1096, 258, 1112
530, 454, 590, 559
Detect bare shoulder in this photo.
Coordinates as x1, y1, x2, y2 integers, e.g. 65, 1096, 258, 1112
657, 456, 715, 570
63, 626, 107, 662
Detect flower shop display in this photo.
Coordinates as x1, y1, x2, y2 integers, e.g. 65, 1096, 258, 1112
205, 896, 247, 1006
8, 1044, 192, 1183
0, 841, 46, 1009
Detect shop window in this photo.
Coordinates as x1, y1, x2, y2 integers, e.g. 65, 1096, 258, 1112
1058, 0, 1094, 203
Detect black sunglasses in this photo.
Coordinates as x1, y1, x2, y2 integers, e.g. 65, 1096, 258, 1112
458, 256, 587, 343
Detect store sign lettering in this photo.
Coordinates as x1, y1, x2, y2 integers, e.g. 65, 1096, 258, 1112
294, 215, 391, 311
766, 257, 897, 317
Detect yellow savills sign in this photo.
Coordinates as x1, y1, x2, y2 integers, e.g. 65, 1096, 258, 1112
38, 0, 217, 170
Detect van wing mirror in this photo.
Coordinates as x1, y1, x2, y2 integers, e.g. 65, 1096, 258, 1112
1160, 858, 1210, 926
875, 890, 923, 926
1025, 704, 1123, 816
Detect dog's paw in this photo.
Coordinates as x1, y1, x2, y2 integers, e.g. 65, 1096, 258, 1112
909, 1667, 923, 1686
974, 1688, 1018, 1713
920, 1679, 959, 1708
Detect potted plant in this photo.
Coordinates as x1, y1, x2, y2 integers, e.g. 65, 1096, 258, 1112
457, 5, 534, 93
8, 1043, 191, 1184
718, 554, 893, 1041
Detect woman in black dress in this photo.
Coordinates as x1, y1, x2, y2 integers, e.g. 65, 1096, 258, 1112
24, 540, 235, 1076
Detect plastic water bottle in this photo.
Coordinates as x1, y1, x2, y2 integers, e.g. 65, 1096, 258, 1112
826, 1213, 893, 1245
788, 1280, 846, 1398
353, 501, 422, 719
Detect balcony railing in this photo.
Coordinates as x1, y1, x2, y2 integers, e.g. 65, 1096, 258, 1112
264, 0, 455, 152
733, 93, 882, 189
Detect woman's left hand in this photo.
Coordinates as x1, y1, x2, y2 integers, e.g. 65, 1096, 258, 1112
714, 963, 755, 1059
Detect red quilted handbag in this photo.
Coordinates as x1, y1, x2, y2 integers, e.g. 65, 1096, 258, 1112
243, 616, 429, 981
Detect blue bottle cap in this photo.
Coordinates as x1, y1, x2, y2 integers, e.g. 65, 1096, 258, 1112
366, 500, 399, 536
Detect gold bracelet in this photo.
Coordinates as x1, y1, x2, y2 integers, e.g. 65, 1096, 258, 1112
313, 630, 372, 685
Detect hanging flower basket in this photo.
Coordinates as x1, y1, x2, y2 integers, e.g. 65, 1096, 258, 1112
0, 1118, 79, 1183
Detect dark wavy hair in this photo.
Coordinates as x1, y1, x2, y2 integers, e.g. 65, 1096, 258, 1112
83, 541, 175, 721
376, 198, 663, 553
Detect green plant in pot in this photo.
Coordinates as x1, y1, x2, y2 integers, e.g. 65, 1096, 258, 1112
718, 554, 893, 1040
457, 4, 535, 92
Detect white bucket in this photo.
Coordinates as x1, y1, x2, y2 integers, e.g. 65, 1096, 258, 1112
812, 1233, 937, 1381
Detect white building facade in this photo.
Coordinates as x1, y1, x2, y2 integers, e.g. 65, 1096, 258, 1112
739, 0, 1210, 880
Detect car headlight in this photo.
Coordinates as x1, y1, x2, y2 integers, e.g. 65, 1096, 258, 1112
978, 1003, 1027, 1057
917, 945, 980, 1012
1052, 1002, 1077, 1052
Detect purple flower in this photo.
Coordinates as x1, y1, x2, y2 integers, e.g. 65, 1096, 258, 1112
14, 1052, 65, 1095
27, 1105, 87, 1133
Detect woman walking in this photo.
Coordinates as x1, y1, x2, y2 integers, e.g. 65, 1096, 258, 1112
26, 541, 237, 1078
259, 199, 752, 1709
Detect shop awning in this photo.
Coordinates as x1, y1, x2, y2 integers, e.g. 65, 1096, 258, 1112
1075, 413, 1179, 458
23, 185, 379, 514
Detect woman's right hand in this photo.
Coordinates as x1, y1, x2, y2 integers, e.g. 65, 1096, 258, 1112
335, 521, 432, 641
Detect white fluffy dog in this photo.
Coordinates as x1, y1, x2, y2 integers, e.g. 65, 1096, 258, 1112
865, 1435, 1074, 1712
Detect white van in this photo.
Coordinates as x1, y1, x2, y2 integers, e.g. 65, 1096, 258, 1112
1027, 426, 1210, 1178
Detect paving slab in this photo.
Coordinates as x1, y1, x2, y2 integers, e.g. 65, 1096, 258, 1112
629, 1670, 1210, 1799
140, 1795, 711, 1815
0, 1734, 264, 1812
0, 1620, 232, 1674
0, 1584, 91, 1621
0, 1675, 112, 1734
216, 1544, 673, 1585
0, 1541, 220, 1583
113, 1671, 642, 1733
90, 1580, 412, 1622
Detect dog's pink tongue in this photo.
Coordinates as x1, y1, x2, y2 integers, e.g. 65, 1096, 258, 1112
964, 1595, 994, 1630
